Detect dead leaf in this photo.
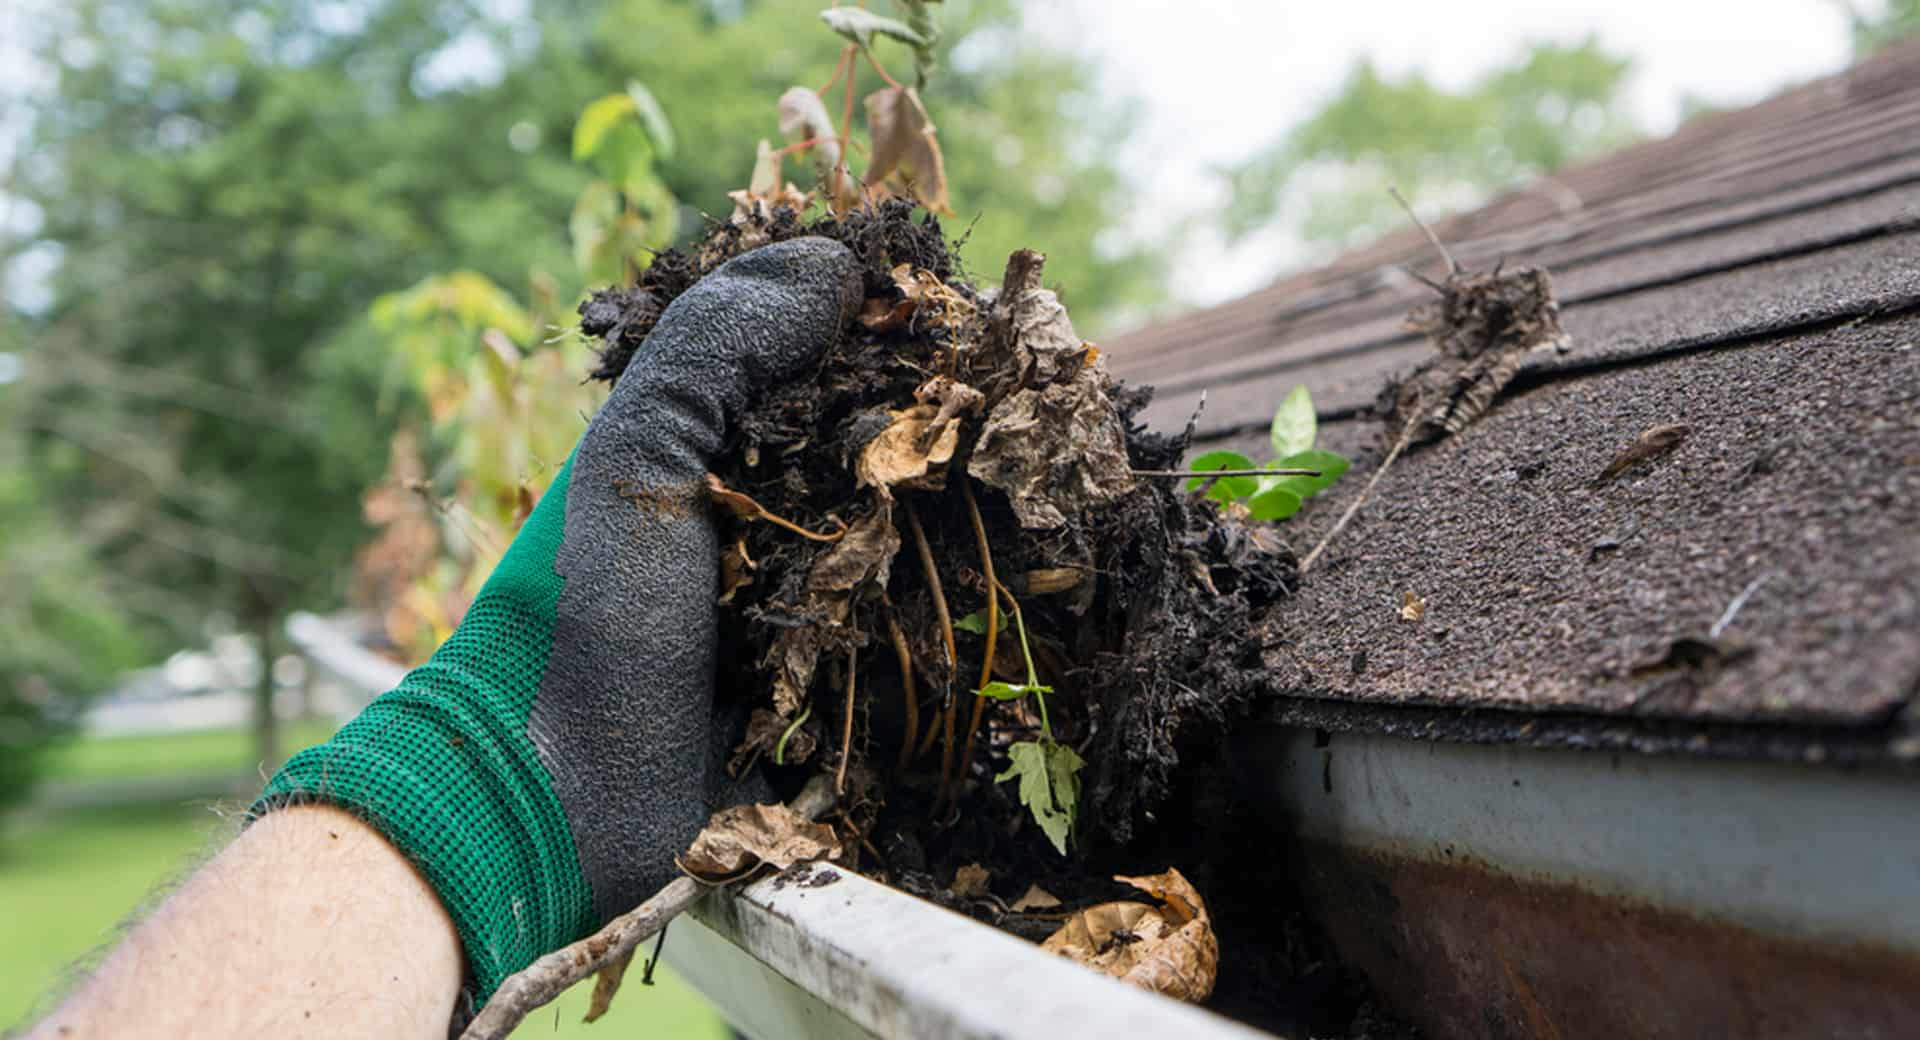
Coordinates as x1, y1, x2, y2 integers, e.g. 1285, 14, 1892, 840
1593, 423, 1691, 487
584, 948, 636, 1023
1040, 869, 1218, 1002
1384, 265, 1570, 447
858, 295, 915, 332
1012, 884, 1062, 912
857, 404, 961, 490
969, 376, 1136, 529
719, 536, 756, 605
1400, 590, 1428, 621
679, 803, 842, 882
731, 707, 817, 774
950, 863, 991, 900
863, 85, 950, 214
1022, 567, 1084, 595
778, 86, 851, 205
768, 498, 901, 715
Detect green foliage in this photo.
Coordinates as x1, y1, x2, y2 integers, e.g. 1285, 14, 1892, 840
1849, 0, 1920, 54
952, 606, 1001, 634
1222, 36, 1639, 248
1185, 385, 1350, 521
972, 592, 1081, 854
995, 738, 1082, 856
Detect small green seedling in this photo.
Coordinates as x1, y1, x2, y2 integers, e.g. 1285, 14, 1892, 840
965, 599, 1082, 855
1186, 384, 1351, 520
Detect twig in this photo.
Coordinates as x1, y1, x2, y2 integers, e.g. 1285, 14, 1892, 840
949, 481, 999, 806
1710, 572, 1774, 638
836, 644, 858, 796
1301, 415, 1419, 575
461, 877, 704, 1039
882, 597, 919, 771
1132, 467, 1322, 479
461, 779, 837, 1040
1389, 185, 1459, 275
905, 499, 958, 768
583, 948, 636, 1023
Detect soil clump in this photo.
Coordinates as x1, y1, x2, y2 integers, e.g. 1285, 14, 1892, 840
581, 202, 1407, 1036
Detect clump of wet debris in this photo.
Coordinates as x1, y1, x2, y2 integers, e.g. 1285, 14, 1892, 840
582, 202, 1425, 1036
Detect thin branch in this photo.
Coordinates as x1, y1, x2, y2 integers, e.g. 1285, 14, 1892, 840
883, 596, 919, 772
462, 780, 837, 1040
1132, 467, 1322, 479
905, 499, 956, 766
1300, 415, 1418, 575
949, 480, 998, 807
1389, 185, 1459, 275
836, 644, 858, 796
1711, 572, 1775, 638
461, 877, 704, 1040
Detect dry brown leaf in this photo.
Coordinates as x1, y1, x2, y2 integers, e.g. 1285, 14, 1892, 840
767, 499, 900, 715
969, 376, 1135, 529
1012, 884, 1062, 912
719, 536, 755, 605
1400, 590, 1428, 621
778, 86, 850, 202
1040, 869, 1218, 1003
950, 863, 991, 900
1023, 567, 1084, 595
857, 404, 960, 490
680, 803, 842, 882
863, 85, 950, 214
858, 295, 915, 332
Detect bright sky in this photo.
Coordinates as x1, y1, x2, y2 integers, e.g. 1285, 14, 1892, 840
1032, 0, 1860, 311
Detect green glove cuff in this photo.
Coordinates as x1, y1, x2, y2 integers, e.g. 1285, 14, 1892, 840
257, 454, 594, 1001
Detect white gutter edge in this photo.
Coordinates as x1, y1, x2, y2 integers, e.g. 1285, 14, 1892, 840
667, 864, 1276, 1040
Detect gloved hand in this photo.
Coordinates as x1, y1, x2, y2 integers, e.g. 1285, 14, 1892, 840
259, 237, 861, 1003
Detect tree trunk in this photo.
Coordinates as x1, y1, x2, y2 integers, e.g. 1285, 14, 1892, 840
253, 607, 280, 775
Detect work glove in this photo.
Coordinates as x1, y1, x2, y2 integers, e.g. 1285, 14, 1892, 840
258, 237, 862, 1003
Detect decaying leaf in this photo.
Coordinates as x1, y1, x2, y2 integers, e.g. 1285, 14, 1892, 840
1022, 567, 1084, 595
777, 86, 851, 205
1593, 422, 1690, 487
863, 85, 950, 214
731, 707, 817, 774
970, 377, 1136, 529
1399, 590, 1428, 621
679, 803, 842, 882
1040, 869, 1219, 1003
857, 403, 961, 489
719, 536, 756, 605
1382, 265, 1570, 447
727, 139, 813, 225
950, 863, 991, 900
1012, 884, 1063, 912
859, 295, 915, 332
766, 500, 901, 715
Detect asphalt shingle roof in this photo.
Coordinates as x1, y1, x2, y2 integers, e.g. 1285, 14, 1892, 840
1105, 40, 1920, 757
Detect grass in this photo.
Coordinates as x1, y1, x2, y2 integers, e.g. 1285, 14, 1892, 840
46, 721, 339, 784
4, 737, 731, 1038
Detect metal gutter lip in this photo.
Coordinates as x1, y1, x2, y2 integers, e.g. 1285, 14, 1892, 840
282, 616, 1274, 1039
667, 863, 1273, 1040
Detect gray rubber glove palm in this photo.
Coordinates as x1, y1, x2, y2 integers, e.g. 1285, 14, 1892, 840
262, 237, 861, 1002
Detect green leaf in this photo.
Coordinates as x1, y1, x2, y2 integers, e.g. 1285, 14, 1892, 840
624, 81, 674, 161
820, 7, 929, 49
977, 680, 1052, 701
573, 93, 637, 161
996, 740, 1083, 855
953, 606, 1003, 635
1266, 449, 1352, 500
1185, 450, 1257, 502
1270, 384, 1318, 459
1247, 485, 1303, 521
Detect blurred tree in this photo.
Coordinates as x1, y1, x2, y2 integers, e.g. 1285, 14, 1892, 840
1846, 0, 1920, 53
5, 0, 1159, 771
1220, 36, 1639, 251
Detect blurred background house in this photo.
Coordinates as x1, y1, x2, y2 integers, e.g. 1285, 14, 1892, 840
1, 0, 1913, 1034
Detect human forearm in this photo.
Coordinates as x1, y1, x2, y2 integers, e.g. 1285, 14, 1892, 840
31, 806, 462, 1039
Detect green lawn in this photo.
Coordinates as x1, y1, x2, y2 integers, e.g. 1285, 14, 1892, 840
3, 734, 731, 1038
47, 722, 339, 784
